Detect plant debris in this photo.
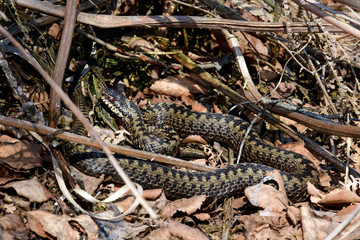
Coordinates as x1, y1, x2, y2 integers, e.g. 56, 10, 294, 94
1, 0, 360, 239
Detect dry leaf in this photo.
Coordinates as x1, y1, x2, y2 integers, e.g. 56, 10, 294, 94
4, 177, 51, 203
143, 188, 163, 200
164, 219, 209, 240
150, 76, 209, 99
287, 206, 301, 225
48, 23, 61, 40
27, 210, 79, 240
115, 195, 136, 213
128, 37, 155, 52
193, 213, 211, 221
300, 205, 338, 240
237, 214, 292, 239
0, 135, 43, 170
70, 215, 98, 240
69, 166, 103, 195
190, 102, 207, 113
308, 182, 325, 199
233, 196, 248, 209
161, 195, 206, 218
279, 116, 307, 133
150, 77, 191, 98
146, 227, 171, 240
332, 204, 359, 222
0, 163, 25, 185
30, 89, 49, 112
269, 81, 296, 98
244, 170, 288, 212
311, 188, 360, 207
257, 65, 279, 82
0, 211, 28, 239
181, 95, 194, 105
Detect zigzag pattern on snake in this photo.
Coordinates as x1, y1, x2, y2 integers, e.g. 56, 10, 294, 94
61, 85, 319, 202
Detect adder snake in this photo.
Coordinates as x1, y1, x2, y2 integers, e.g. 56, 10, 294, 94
62, 83, 319, 202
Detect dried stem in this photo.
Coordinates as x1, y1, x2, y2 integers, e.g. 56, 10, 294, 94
48, 0, 78, 127
0, 114, 215, 172
172, 52, 360, 178
14, 0, 341, 33
0, 24, 158, 219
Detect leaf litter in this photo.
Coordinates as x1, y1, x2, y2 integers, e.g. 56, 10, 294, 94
1, 0, 360, 239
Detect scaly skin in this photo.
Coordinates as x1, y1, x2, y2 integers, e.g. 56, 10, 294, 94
62, 87, 319, 201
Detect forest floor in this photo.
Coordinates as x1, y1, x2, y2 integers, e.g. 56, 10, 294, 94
1, 0, 360, 239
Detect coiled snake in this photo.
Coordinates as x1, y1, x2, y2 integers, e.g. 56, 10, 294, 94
62, 84, 319, 202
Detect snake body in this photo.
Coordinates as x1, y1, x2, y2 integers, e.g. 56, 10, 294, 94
62, 86, 319, 202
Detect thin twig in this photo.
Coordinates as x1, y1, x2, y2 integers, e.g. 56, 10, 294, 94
0, 114, 216, 172
324, 204, 360, 240
14, 0, 341, 33
0, 24, 158, 219
292, 0, 360, 39
172, 52, 360, 178
48, 0, 78, 127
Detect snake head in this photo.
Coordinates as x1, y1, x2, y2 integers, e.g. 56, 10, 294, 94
100, 88, 125, 118
101, 88, 117, 103
100, 88, 143, 122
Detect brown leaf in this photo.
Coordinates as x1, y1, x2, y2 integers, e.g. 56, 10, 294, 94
149, 76, 192, 98
234, 32, 270, 57
161, 195, 206, 218
279, 116, 307, 134
146, 227, 171, 240
128, 37, 155, 52
237, 214, 292, 240
244, 170, 288, 212
143, 188, 163, 200
164, 219, 209, 240
48, 23, 61, 40
4, 177, 51, 203
233, 196, 248, 209
287, 206, 301, 225
115, 195, 136, 213
191, 102, 208, 112
30, 89, 49, 112
256, 65, 279, 82
0, 163, 25, 185
181, 95, 194, 106
300, 205, 338, 240
332, 204, 359, 222
69, 215, 98, 240
0, 135, 43, 170
311, 188, 360, 207
307, 182, 325, 198
27, 210, 79, 240
69, 166, 103, 195
269, 81, 296, 99
150, 75, 208, 98
193, 213, 211, 221
0, 211, 28, 239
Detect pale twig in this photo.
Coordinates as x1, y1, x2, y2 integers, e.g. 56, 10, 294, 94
172, 52, 360, 178
324, 204, 360, 240
292, 0, 360, 39
306, 0, 360, 26
14, 0, 341, 33
0, 114, 216, 172
0, 24, 158, 219
221, 30, 259, 101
